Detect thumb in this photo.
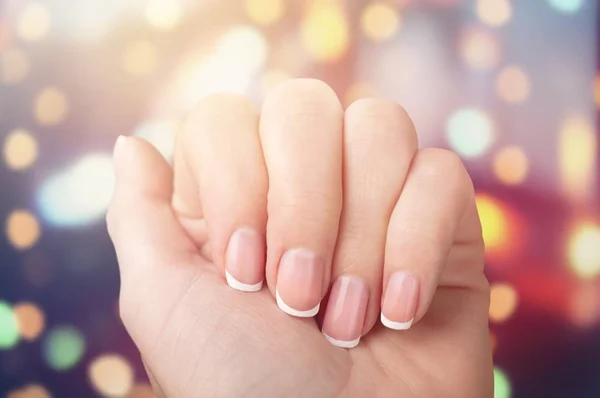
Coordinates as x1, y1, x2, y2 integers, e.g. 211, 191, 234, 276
106, 136, 206, 346
107, 135, 197, 276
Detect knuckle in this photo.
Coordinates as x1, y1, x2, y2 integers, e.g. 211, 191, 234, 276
346, 97, 407, 120
345, 98, 418, 150
415, 148, 473, 191
262, 78, 342, 117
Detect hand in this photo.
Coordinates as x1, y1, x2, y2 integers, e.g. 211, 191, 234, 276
107, 79, 493, 398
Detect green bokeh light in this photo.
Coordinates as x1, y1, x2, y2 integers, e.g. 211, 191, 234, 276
494, 367, 512, 398
0, 301, 20, 349
548, 0, 585, 14
43, 326, 86, 371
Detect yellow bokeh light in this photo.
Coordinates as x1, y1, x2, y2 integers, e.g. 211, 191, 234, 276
13, 302, 45, 341
245, 0, 285, 25
495, 65, 530, 103
344, 82, 377, 108
489, 283, 518, 322
475, 0, 512, 27
2, 48, 30, 85
122, 40, 159, 77
568, 223, 600, 279
476, 194, 509, 252
3, 129, 39, 171
570, 283, 599, 328
89, 354, 134, 397
34, 87, 69, 126
128, 383, 155, 398
6, 210, 41, 250
558, 115, 596, 202
460, 28, 500, 70
6, 385, 51, 398
594, 74, 600, 108
361, 3, 400, 42
493, 146, 529, 185
146, 0, 183, 30
301, 2, 349, 62
17, 2, 51, 42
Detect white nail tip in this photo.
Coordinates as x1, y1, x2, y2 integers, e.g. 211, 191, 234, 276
322, 332, 360, 349
380, 313, 414, 330
276, 289, 320, 317
225, 270, 263, 292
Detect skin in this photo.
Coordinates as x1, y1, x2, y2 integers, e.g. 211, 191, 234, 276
107, 79, 493, 398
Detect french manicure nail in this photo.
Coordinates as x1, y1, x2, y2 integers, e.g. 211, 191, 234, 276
276, 249, 323, 317
322, 276, 369, 348
225, 228, 265, 292
381, 272, 419, 330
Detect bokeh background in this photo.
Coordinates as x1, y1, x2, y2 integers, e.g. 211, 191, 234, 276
1, 0, 599, 396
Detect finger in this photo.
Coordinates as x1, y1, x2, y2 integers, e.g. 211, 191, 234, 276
380, 148, 476, 330
173, 94, 268, 291
107, 136, 197, 280
321, 99, 418, 348
261, 79, 343, 317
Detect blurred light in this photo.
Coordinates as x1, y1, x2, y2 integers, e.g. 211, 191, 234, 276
476, 0, 512, 27
146, 0, 183, 30
344, 82, 377, 108
1, 48, 30, 85
0, 302, 20, 349
134, 120, 178, 161
260, 69, 291, 99
494, 367, 512, 398
595, 74, 600, 108
43, 326, 85, 371
6, 210, 41, 250
13, 302, 45, 341
38, 153, 114, 227
3, 129, 38, 171
301, 2, 349, 62
493, 146, 529, 185
571, 283, 600, 328
558, 115, 596, 202
89, 354, 134, 397
11, 385, 51, 398
446, 108, 494, 158
460, 28, 500, 70
245, 0, 285, 25
16, 2, 51, 42
548, 0, 585, 13
122, 40, 159, 77
475, 194, 509, 252
489, 283, 518, 322
360, 3, 400, 42
34, 87, 69, 126
169, 26, 267, 111
490, 332, 497, 352
495, 65, 531, 103
128, 383, 154, 398
568, 223, 600, 279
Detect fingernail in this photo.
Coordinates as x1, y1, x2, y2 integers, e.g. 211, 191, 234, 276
225, 228, 265, 292
322, 276, 369, 348
276, 249, 323, 317
381, 272, 419, 330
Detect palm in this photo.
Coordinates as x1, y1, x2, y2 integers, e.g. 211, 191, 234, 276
119, 234, 490, 398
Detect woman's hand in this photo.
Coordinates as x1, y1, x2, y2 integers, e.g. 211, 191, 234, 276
107, 79, 492, 398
